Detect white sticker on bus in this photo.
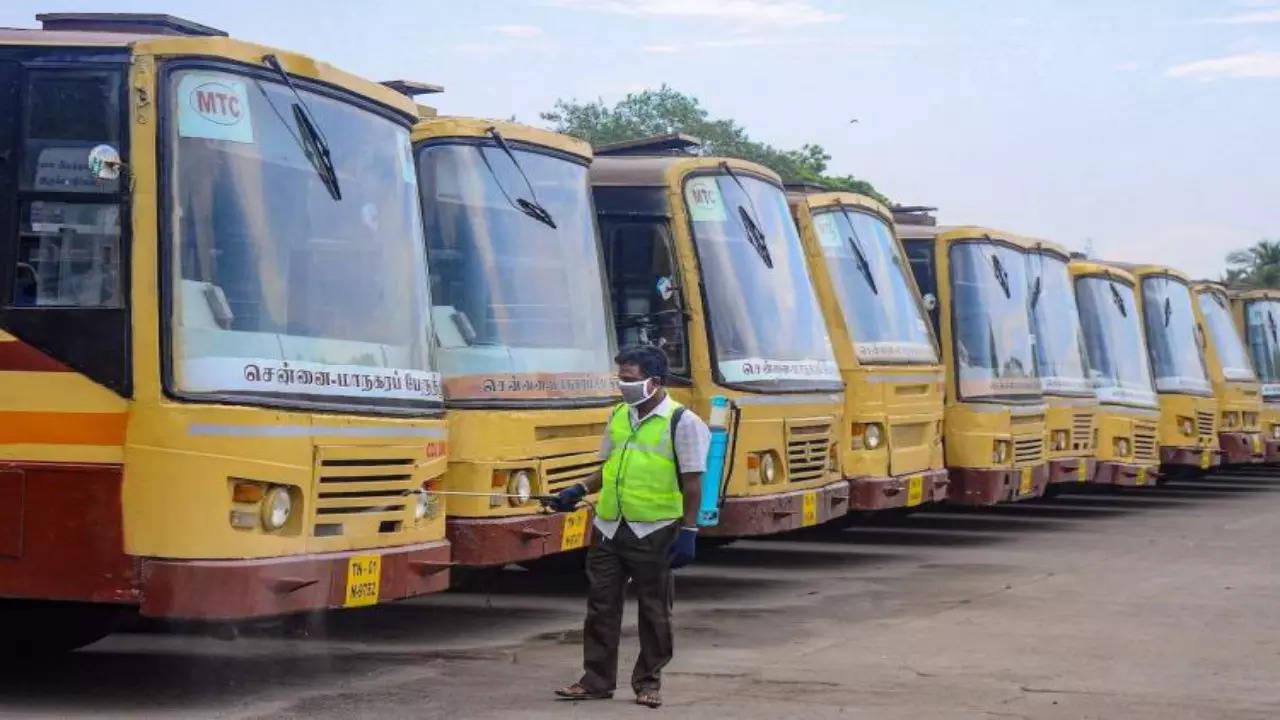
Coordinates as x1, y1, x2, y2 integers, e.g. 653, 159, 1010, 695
177, 73, 255, 144
812, 212, 843, 249
854, 341, 936, 364
685, 176, 727, 223
719, 357, 841, 383
181, 357, 443, 401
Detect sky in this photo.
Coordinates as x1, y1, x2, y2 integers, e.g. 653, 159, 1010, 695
4, 0, 1277, 278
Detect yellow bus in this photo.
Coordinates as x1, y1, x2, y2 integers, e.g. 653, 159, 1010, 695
1121, 265, 1220, 473
1231, 289, 1280, 463
788, 190, 947, 511
411, 115, 614, 566
0, 13, 449, 653
591, 135, 847, 536
1026, 241, 1097, 487
900, 224, 1049, 504
1069, 262, 1161, 485
1192, 282, 1263, 465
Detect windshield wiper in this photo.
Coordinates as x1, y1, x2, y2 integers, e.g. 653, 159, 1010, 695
261, 54, 341, 201
1030, 275, 1042, 310
837, 207, 877, 294
484, 127, 556, 229
990, 253, 1011, 298
720, 162, 773, 269
1269, 310, 1278, 344
1163, 296, 1173, 328
1109, 281, 1127, 317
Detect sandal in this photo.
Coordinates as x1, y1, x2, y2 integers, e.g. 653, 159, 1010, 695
635, 689, 662, 708
554, 682, 613, 701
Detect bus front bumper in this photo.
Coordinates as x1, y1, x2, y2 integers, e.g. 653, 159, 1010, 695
1161, 446, 1220, 471
1093, 461, 1158, 486
139, 539, 451, 621
1219, 432, 1264, 465
1047, 456, 1097, 485
945, 464, 1048, 506
848, 469, 948, 510
702, 480, 849, 537
1266, 438, 1280, 464
447, 510, 593, 567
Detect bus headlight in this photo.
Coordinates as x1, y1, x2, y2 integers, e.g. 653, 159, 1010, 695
863, 423, 884, 450
1272, 425, 1280, 440
992, 440, 1010, 464
507, 470, 533, 506
1114, 437, 1130, 458
761, 452, 778, 484
1178, 416, 1194, 436
1244, 412, 1259, 429
261, 486, 292, 531
1052, 430, 1068, 451
415, 486, 439, 520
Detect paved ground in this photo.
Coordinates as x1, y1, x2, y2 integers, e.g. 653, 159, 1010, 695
4, 470, 1280, 719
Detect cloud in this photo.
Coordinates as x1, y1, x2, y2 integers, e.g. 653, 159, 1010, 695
489, 24, 544, 37
544, 0, 843, 27
642, 44, 680, 53
1166, 51, 1280, 80
1203, 8, 1280, 23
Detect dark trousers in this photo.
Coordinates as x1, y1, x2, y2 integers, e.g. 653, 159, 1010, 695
579, 521, 678, 694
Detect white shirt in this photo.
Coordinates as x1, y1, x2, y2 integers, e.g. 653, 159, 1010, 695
593, 395, 711, 540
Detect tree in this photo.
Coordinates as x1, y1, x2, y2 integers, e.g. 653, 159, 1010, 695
541, 85, 890, 205
1223, 239, 1280, 289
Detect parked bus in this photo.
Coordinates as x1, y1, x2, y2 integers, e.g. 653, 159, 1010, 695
899, 223, 1049, 504
1026, 241, 1097, 486
1191, 282, 1263, 465
788, 189, 947, 511
1230, 289, 1280, 463
591, 135, 847, 536
1069, 262, 1161, 484
1119, 264, 1220, 474
411, 113, 614, 566
0, 13, 449, 653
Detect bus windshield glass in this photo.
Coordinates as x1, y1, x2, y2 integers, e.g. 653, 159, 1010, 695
685, 172, 840, 391
948, 241, 1041, 400
418, 142, 613, 402
1141, 276, 1211, 395
1244, 299, 1280, 400
810, 206, 937, 364
1027, 252, 1090, 395
1197, 290, 1255, 382
1075, 276, 1157, 407
166, 69, 440, 409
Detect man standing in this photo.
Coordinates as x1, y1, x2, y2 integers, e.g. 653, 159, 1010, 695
547, 345, 709, 709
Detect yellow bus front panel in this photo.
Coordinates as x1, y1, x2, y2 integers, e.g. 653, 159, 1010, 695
1194, 283, 1263, 465
1231, 290, 1280, 463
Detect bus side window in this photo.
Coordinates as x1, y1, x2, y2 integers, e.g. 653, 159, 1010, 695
601, 219, 689, 380
903, 240, 940, 334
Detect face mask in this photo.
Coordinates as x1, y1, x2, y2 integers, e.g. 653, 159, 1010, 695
618, 378, 657, 406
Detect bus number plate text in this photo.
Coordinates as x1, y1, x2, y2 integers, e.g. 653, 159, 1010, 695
1018, 467, 1033, 496
561, 508, 589, 551
344, 554, 381, 608
801, 491, 817, 527
906, 475, 924, 507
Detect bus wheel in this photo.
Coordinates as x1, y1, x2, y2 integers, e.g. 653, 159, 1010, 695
0, 600, 126, 658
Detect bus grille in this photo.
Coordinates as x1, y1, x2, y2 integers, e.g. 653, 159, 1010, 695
787, 421, 832, 483
312, 446, 422, 538
545, 453, 603, 494
1072, 412, 1093, 450
1197, 410, 1215, 440
1014, 436, 1043, 464
1133, 421, 1158, 462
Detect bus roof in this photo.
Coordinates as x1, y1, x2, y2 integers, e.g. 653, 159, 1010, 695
1069, 259, 1137, 286
1023, 235, 1071, 260
1191, 280, 1229, 296
411, 116, 593, 161
1229, 288, 1280, 302
0, 24, 416, 120
786, 190, 891, 223
897, 224, 1038, 250
1104, 262, 1193, 285
589, 154, 782, 189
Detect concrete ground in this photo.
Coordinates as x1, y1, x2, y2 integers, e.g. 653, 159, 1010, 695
3, 470, 1280, 719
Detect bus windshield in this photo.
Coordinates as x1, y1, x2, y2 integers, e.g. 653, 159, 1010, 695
1244, 299, 1280, 399
166, 69, 440, 409
810, 206, 937, 365
1197, 290, 1256, 382
948, 241, 1041, 400
686, 172, 840, 391
1141, 276, 1211, 395
1075, 276, 1157, 407
1027, 252, 1090, 395
418, 142, 613, 402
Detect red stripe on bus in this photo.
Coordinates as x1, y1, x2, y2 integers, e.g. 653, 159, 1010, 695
0, 340, 72, 372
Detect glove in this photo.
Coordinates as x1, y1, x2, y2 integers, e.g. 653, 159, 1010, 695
667, 526, 698, 569
542, 482, 586, 512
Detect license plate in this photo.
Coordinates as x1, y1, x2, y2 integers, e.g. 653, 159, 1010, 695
1018, 467, 1033, 496
1200, 450, 1211, 470
801, 490, 817, 527
344, 554, 381, 608
561, 508, 589, 551
1077, 461, 1088, 483
1136, 466, 1148, 486
1252, 435, 1263, 453
906, 475, 924, 507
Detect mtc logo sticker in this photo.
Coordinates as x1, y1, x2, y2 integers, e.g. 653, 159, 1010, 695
177, 73, 255, 144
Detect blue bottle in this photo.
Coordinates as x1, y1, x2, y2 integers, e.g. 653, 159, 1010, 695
698, 395, 731, 527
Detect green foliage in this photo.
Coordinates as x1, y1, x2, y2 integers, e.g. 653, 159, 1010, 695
541, 85, 890, 206
1223, 240, 1280, 289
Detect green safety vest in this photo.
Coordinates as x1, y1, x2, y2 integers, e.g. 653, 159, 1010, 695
598, 401, 685, 522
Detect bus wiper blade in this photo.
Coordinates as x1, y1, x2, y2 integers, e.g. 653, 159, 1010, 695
837, 207, 877, 294
1030, 275, 1043, 310
990, 254, 1011, 298
261, 54, 341, 201
1109, 282, 1127, 317
487, 127, 556, 229
1268, 310, 1277, 344
720, 162, 773, 269
1163, 296, 1173, 328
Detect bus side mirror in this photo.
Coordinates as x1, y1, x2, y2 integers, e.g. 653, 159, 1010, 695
88, 144, 122, 181
922, 293, 938, 311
